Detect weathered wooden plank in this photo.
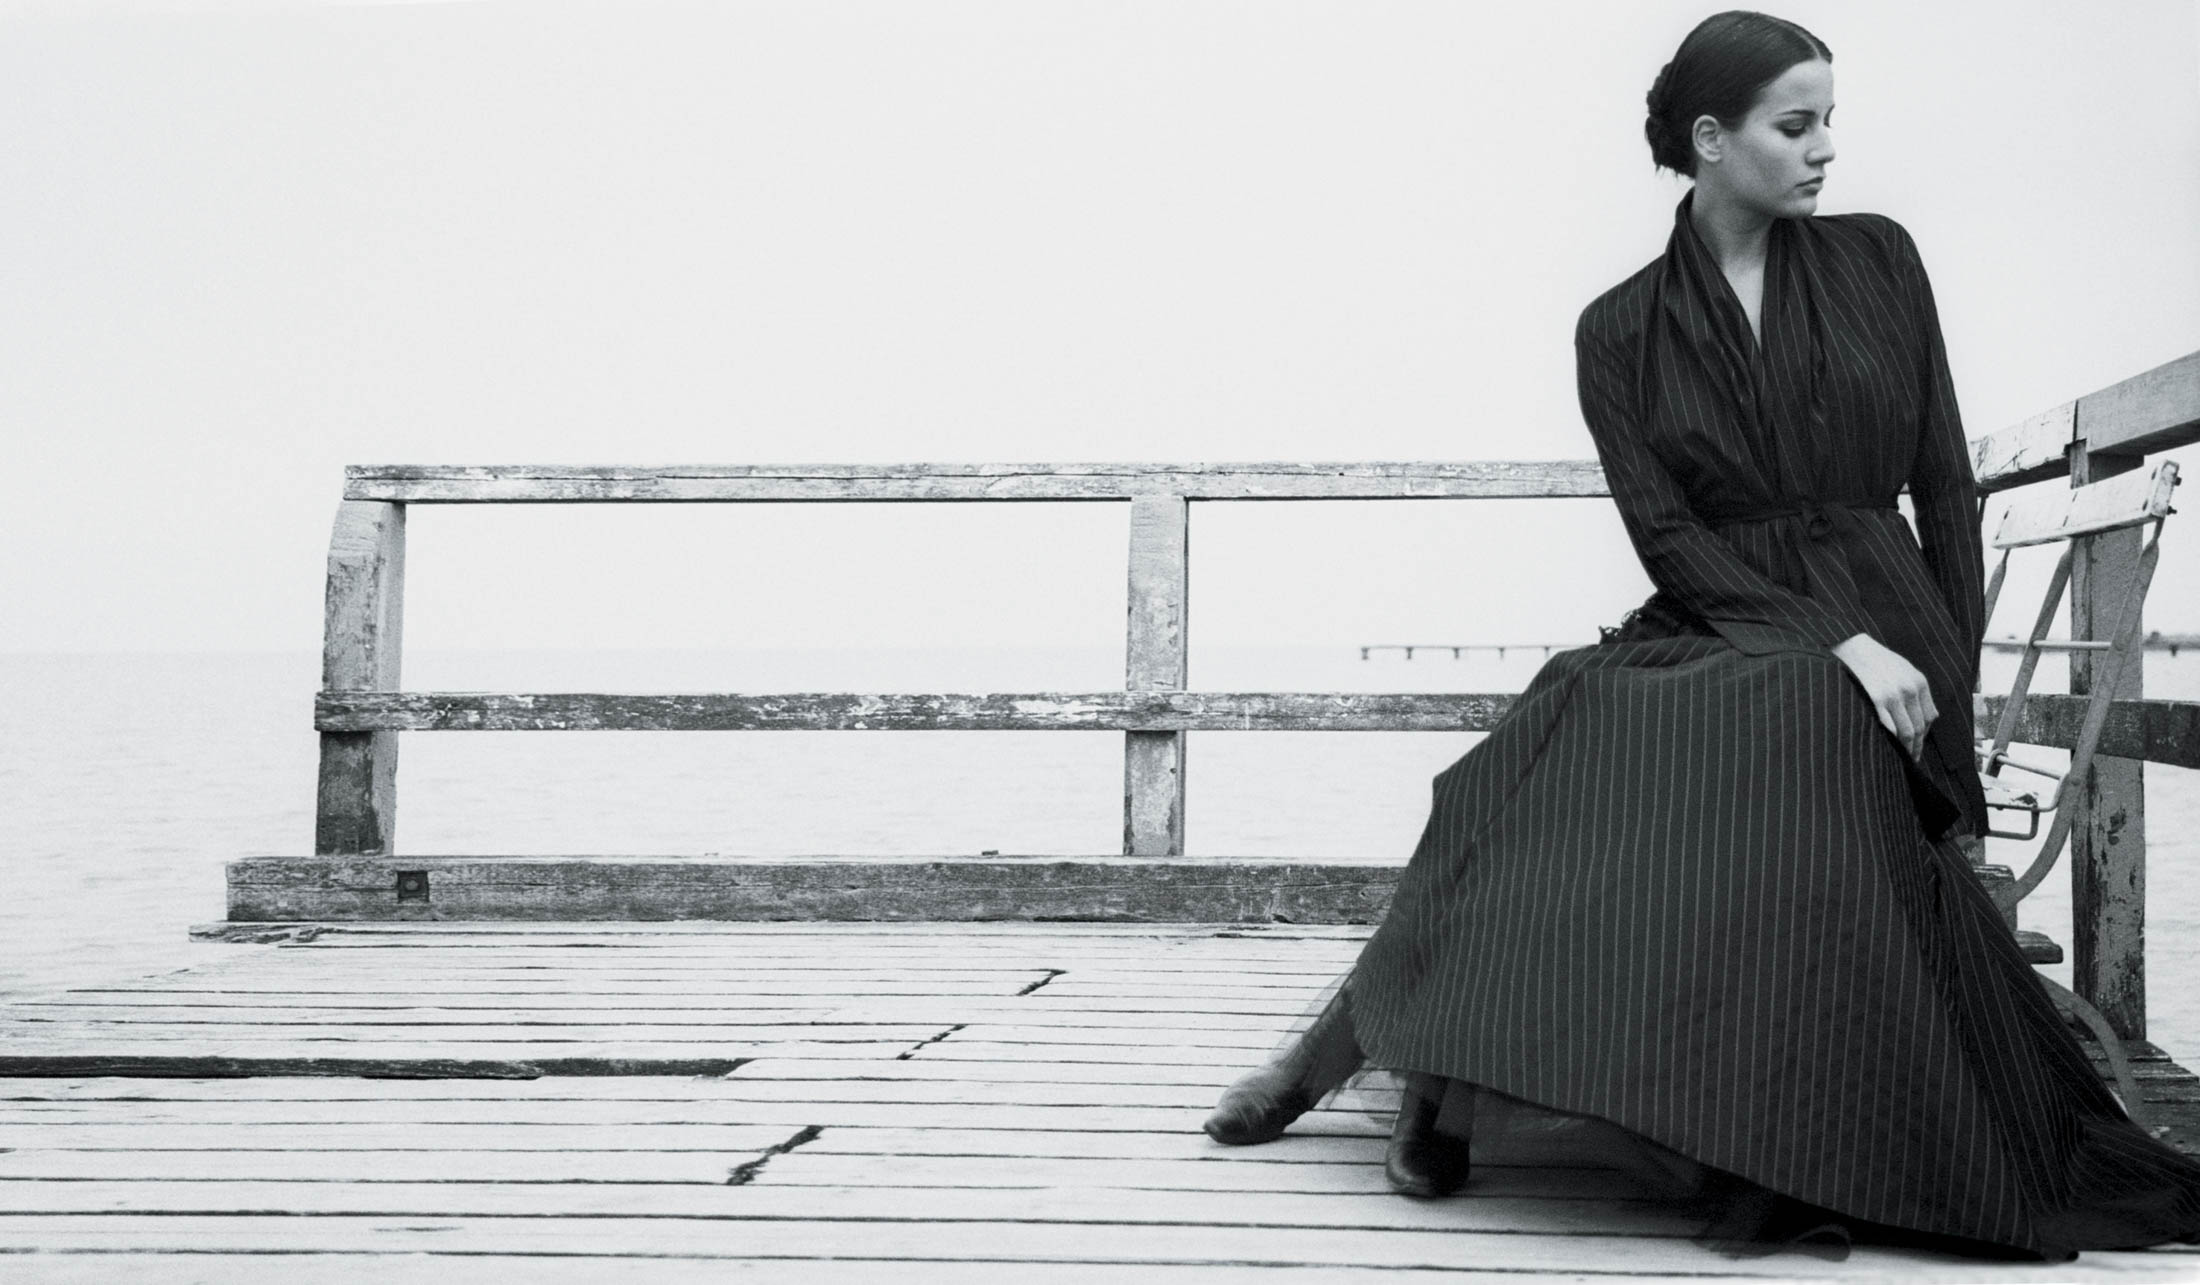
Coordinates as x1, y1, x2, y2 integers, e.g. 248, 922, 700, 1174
2068, 445, 2149, 1040
0, 1258, 1703, 1285
224, 856, 1401, 924
0, 1024, 965, 1045
32, 973, 1054, 994
192, 937, 1374, 956
0, 1080, 1282, 1113
0, 1123, 795, 1150
1971, 400, 2075, 493
90, 959, 1353, 980
904, 1042, 1272, 1065
2075, 350, 2200, 458
0, 1181, 1693, 1236
0, 1077, 1253, 1104
1125, 495, 1191, 857
0, 1002, 1307, 1033
100, 949, 1355, 971
0, 1149, 1634, 1200
0, 1094, 1333, 1127
0, 1058, 1234, 1092
34, 996, 1319, 1024
726, 1059, 1248, 1085
313, 689, 1517, 732
0, 1054, 753, 1080
7, 1213, 2173, 1276
307, 686, 2200, 764
0, 1041, 923, 1070
199, 921, 1376, 939
0, 1151, 758, 1184
345, 460, 1614, 503
1990, 460, 2179, 548
40, 971, 1328, 996
0, 1105, 1373, 1139
1979, 693, 2200, 769
200, 950, 1368, 967
314, 500, 404, 856
754, 1153, 1652, 1199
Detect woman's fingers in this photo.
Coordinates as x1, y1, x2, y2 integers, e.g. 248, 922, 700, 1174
1877, 695, 1909, 752
1836, 638, 1939, 760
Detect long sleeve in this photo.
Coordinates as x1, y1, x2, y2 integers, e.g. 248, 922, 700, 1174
1575, 311, 1872, 657
1890, 221, 1987, 683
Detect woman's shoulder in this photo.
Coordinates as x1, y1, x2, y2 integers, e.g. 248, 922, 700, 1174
1800, 209, 1927, 280
1575, 257, 1662, 348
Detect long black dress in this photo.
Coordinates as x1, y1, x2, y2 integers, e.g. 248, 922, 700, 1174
1297, 190, 2200, 1258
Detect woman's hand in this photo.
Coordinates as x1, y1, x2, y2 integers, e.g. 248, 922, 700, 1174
1830, 633, 1937, 760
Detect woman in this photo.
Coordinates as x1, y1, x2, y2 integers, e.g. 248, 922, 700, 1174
1202, 10, 2200, 1262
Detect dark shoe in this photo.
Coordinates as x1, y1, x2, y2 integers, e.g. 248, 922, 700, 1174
1385, 1078, 1472, 1197
1203, 1067, 1316, 1146
1203, 998, 1362, 1146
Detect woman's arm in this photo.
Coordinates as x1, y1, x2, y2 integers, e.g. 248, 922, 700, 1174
1574, 312, 1873, 656
1890, 221, 1987, 686
1576, 305, 1939, 754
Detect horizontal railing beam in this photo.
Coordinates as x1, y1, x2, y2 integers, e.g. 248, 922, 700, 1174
343, 350, 2193, 504
2076, 350, 2200, 458
315, 689, 2200, 765
345, 461, 1611, 503
1969, 349, 2200, 494
1971, 403, 2075, 494
318, 691, 1517, 733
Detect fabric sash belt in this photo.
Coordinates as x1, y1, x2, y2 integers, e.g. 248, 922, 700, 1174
1700, 496, 1899, 540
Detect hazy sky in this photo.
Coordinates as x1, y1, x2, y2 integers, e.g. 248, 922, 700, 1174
3, 0, 2197, 658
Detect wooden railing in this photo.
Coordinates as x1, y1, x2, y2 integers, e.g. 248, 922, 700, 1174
313, 351, 2199, 1037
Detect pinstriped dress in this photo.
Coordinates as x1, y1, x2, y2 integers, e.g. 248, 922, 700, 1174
1323, 190, 2200, 1256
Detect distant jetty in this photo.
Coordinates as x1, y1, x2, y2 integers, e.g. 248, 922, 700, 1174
1359, 642, 1588, 660
1363, 632, 2200, 660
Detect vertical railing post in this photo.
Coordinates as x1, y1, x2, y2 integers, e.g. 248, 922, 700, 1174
1124, 495, 1189, 856
316, 500, 407, 856
2068, 440, 2147, 1039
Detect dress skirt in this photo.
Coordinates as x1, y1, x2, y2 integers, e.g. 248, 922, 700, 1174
1310, 626, 2200, 1258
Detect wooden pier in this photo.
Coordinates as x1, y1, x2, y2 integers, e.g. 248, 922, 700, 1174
7, 353, 2200, 1278
3, 921, 2198, 1280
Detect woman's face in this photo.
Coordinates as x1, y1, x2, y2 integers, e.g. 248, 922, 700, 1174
1694, 58, 1835, 218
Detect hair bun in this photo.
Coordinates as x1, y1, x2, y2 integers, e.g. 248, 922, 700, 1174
1645, 58, 1677, 114
1644, 59, 1680, 166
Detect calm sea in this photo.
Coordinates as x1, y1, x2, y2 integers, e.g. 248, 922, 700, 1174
5, 645, 2198, 1064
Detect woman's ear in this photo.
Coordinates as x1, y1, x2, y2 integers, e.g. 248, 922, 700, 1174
1690, 113, 1723, 168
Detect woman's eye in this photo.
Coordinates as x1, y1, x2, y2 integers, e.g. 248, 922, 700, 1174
1781, 127, 1805, 138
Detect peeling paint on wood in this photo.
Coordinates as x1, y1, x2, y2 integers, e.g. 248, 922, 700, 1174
1977, 694, 2200, 769
315, 690, 1520, 733
315, 501, 404, 856
1124, 497, 1189, 857
345, 461, 1615, 503
2070, 446, 2148, 1040
1971, 402, 2074, 494
227, 857, 1402, 924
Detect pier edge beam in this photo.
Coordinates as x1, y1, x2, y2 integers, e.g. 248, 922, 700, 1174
1124, 495, 1189, 856
315, 500, 407, 856
2069, 442, 2146, 1039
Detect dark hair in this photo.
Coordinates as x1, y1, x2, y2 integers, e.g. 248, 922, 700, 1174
1645, 11, 1832, 176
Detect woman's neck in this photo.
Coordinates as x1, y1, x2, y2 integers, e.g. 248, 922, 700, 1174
1688, 186, 1774, 268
